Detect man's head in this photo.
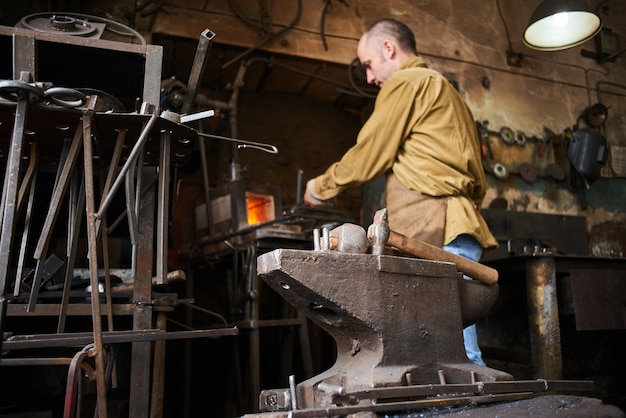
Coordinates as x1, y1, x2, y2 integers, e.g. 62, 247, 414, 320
357, 19, 418, 87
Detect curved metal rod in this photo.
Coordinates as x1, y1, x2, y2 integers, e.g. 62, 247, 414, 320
197, 131, 278, 154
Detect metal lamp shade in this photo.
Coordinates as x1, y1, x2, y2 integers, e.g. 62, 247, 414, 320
523, 0, 602, 51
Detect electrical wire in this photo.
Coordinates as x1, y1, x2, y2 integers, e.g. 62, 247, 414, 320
489, 0, 625, 106
320, 0, 333, 51
347, 57, 377, 99
596, 80, 626, 103
217, 1, 622, 117
223, 0, 302, 69
521, 53, 610, 106
495, 0, 513, 53
244, 56, 377, 98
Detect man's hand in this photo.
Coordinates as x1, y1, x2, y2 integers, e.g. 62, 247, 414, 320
304, 179, 326, 207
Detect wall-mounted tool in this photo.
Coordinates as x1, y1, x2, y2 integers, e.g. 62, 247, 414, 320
476, 121, 508, 180
499, 126, 515, 145
567, 128, 607, 186
584, 103, 608, 128
491, 162, 508, 180
519, 162, 537, 183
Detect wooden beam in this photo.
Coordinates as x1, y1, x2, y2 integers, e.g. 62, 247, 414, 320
149, 9, 359, 66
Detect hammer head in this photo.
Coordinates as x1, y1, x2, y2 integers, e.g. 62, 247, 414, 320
329, 223, 368, 253
367, 208, 390, 255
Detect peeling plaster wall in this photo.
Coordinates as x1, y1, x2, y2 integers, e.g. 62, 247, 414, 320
363, 2, 626, 257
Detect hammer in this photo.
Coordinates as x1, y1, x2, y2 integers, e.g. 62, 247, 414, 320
327, 223, 369, 253
368, 208, 499, 286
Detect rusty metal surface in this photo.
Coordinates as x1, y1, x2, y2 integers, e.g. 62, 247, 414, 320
525, 257, 563, 380
130, 167, 157, 418
257, 248, 511, 411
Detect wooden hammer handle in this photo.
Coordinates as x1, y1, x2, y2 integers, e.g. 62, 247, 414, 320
387, 231, 498, 285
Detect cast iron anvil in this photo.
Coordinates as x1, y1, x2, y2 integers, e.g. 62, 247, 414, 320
256, 242, 511, 411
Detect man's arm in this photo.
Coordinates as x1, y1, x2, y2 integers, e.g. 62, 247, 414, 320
304, 77, 420, 206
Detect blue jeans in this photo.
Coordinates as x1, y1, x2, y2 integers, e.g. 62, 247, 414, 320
442, 234, 486, 366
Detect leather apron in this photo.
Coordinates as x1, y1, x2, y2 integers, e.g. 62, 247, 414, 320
385, 172, 448, 247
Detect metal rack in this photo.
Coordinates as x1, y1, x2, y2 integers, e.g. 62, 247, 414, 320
0, 24, 236, 418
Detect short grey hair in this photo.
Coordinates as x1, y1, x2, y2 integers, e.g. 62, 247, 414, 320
365, 18, 418, 55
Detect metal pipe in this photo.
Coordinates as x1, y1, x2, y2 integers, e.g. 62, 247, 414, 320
525, 257, 563, 380
180, 29, 215, 114
289, 375, 298, 410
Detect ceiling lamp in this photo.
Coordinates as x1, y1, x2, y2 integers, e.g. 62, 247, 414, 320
523, 0, 602, 51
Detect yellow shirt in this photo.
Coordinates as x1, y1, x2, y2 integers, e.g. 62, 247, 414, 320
313, 56, 497, 251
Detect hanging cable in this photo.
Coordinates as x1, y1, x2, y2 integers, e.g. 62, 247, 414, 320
223, 0, 302, 69
495, 0, 514, 53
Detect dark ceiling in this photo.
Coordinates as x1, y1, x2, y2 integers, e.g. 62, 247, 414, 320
152, 33, 377, 114
0, 3, 378, 115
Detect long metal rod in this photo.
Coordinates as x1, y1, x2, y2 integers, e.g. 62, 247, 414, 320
197, 131, 278, 154
32, 125, 84, 260
132, 152, 145, 276
198, 122, 214, 236
4, 327, 239, 350
156, 130, 171, 285
16, 142, 38, 216
57, 176, 85, 333
27, 121, 84, 312
149, 312, 167, 418
95, 127, 127, 236
288, 392, 535, 417
0, 87, 29, 354
125, 159, 139, 257
82, 103, 109, 418
347, 379, 593, 400
181, 28, 216, 114
14, 144, 38, 296
106, 173, 157, 233
1, 357, 73, 366
98, 168, 116, 335
95, 112, 158, 220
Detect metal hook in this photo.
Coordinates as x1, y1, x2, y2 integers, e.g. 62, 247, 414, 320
196, 131, 278, 154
